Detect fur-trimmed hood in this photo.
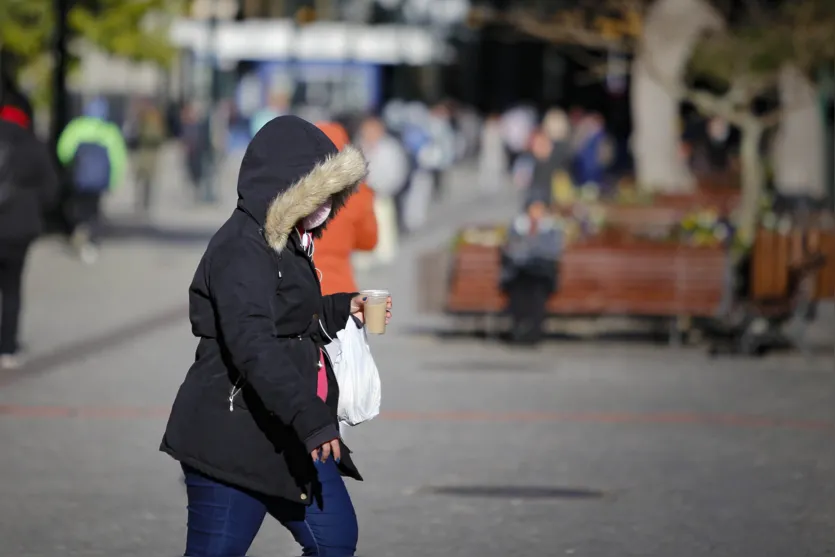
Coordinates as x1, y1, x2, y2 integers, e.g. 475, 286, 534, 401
236, 115, 368, 253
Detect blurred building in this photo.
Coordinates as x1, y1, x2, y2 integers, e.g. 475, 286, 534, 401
170, 0, 458, 129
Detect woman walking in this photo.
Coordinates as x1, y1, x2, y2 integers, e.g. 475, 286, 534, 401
313, 121, 378, 295
160, 116, 391, 556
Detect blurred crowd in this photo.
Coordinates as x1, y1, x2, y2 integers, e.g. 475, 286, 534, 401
0, 73, 664, 363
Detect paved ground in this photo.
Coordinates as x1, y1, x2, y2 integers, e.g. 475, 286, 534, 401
1, 152, 834, 557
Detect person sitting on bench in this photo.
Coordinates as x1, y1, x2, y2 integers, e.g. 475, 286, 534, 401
500, 199, 563, 346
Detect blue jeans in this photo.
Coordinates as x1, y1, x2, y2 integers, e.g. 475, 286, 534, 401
182, 460, 358, 556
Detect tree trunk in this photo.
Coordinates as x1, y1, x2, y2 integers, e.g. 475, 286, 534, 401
630, 0, 723, 193
51, 0, 70, 149
738, 121, 765, 246
771, 65, 826, 198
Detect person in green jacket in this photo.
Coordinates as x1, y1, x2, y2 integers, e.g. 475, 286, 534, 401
56, 97, 128, 264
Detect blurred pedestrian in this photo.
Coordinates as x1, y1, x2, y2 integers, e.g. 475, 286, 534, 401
0, 74, 33, 130
125, 98, 166, 215
357, 116, 409, 266
57, 97, 128, 264
692, 116, 734, 176
249, 90, 290, 138
180, 101, 213, 204
420, 102, 456, 201
398, 117, 431, 231
479, 113, 508, 193
314, 121, 378, 295
521, 129, 564, 208
542, 108, 571, 146
0, 119, 59, 368
160, 116, 387, 557
455, 104, 482, 159
538, 109, 574, 206
501, 103, 537, 171
573, 112, 612, 188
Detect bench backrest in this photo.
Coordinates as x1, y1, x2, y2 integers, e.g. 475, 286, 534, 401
446, 241, 728, 317
751, 227, 835, 301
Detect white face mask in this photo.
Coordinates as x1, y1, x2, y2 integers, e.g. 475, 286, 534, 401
302, 197, 332, 231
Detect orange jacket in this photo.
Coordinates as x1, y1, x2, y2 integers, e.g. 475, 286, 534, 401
315, 122, 378, 295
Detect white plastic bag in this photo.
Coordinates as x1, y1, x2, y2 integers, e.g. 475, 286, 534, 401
323, 318, 381, 427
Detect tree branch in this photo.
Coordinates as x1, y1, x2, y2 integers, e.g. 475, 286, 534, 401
638, 32, 791, 130
637, 40, 744, 124
683, 88, 746, 127
759, 109, 782, 128
508, 10, 634, 52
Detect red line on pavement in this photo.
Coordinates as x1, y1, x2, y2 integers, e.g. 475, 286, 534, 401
380, 410, 835, 431
0, 405, 832, 432
0, 405, 171, 419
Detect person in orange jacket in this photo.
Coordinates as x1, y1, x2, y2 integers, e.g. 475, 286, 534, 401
314, 121, 379, 295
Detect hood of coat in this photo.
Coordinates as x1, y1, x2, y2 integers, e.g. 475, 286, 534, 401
236, 115, 368, 252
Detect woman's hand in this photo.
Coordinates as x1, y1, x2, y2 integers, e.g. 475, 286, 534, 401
311, 438, 341, 463
350, 294, 392, 324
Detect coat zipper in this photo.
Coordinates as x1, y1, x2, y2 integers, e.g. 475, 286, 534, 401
227, 233, 325, 414
228, 378, 242, 412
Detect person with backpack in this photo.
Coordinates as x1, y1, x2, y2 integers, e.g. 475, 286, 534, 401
57, 98, 128, 264
0, 119, 60, 368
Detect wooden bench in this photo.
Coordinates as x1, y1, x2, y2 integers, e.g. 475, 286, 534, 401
751, 227, 835, 301
710, 253, 827, 356
446, 239, 728, 320
708, 225, 833, 356
809, 228, 835, 300
439, 186, 739, 338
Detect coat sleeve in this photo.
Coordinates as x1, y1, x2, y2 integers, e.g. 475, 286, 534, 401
320, 292, 356, 339
352, 184, 378, 252
55, 120, 81, 166
209, 241, 338, 452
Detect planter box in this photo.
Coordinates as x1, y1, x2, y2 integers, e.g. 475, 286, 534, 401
415, 249, 452, 314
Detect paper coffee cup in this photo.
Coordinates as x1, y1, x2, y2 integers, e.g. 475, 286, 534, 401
360, 289, 389, 335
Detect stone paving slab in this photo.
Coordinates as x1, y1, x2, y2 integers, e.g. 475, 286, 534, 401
0, 326, 833, 557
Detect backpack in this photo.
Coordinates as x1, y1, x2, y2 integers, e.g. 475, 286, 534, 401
72, 142, 111, 193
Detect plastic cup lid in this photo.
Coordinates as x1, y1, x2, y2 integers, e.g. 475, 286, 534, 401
361, 289, 389, 298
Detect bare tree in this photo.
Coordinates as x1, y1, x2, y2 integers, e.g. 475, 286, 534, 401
771, 70, 826, 200
476, 0, 721, 194
493, 0, 835, 243
645, 0, 835, 243
631, 0, 723, 193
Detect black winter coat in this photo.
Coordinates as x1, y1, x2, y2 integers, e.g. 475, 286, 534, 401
160, 116, 369, 502
0, 121, 59, 247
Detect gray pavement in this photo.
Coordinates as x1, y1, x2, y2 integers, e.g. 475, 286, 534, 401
1, 154, 834, 556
